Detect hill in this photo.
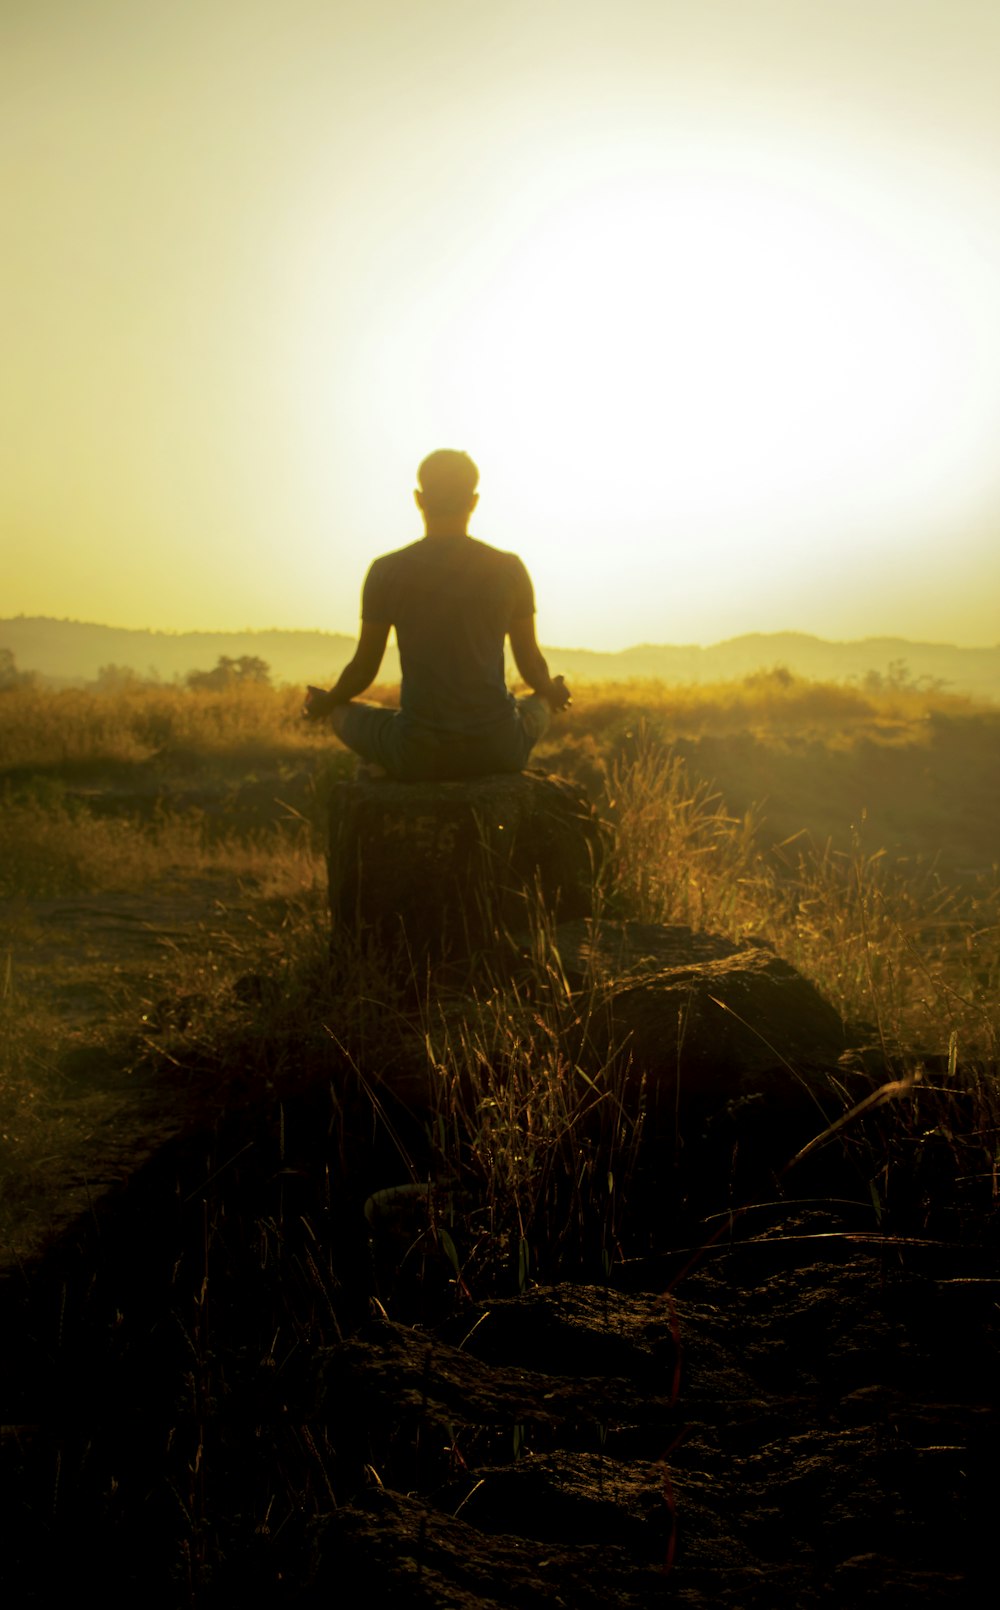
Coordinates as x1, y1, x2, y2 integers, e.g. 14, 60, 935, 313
0, 618, 365, 688
2, 616, 998, 699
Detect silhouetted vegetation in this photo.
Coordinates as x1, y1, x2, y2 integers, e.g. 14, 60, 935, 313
0, 676, 996, 1603
186, 653, 272, 691
0, 647, 33, 691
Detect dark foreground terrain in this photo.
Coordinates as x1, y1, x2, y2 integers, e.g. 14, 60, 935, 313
1, 927, 997, 1608
1, 699, 998, 1606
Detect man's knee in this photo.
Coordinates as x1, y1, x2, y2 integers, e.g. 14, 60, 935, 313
332, 700, 405, 773
328, 705, 351, 740
516, 695, 551, 751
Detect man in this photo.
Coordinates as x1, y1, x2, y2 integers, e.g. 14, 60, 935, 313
303, 449, 570, 781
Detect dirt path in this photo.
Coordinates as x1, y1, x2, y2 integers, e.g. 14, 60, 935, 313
0, 873, 316, 1267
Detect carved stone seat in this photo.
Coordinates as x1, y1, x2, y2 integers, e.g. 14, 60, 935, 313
327, 771, 608, 961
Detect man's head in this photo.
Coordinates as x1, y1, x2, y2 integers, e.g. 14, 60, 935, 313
415, 449, 479, 527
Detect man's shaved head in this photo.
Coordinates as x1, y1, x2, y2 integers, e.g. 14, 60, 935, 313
417, 449, 480, 516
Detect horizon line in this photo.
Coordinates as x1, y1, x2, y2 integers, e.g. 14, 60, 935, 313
3, 614, 998, 655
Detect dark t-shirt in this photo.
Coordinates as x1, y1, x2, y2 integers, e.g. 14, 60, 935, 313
362, 535, 534, 734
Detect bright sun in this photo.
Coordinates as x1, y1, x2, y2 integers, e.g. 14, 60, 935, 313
298, 137, 1000, 645
453, 169, 981, 524
366, 152, 994, 608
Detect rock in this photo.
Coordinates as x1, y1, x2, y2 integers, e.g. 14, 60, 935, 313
551, 916, 751, 988
310, 1265, 998, 1604
586, 935, 850, 1111
313, 1486, 670, 1609
328, 770, 608, 960
312, 1289, 677, 1603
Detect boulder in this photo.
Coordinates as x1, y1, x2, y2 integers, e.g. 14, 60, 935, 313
328, 771, 609, 961
583, 929, 850, 1110
550, 916, 749, 988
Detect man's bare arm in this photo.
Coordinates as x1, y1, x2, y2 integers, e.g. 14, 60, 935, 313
303, 620, 391, 720
508, 617, 571, 710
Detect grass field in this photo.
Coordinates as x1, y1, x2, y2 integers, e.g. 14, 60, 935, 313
3, 668, 996, 975
1, 672, 998, 1598
2, 670, 997, 1244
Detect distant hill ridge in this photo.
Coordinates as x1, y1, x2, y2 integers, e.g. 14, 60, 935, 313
2, 617, 999, 701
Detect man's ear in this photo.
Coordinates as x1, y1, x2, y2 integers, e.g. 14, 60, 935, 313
414, 488, 425, 512
468, 492, 479, 514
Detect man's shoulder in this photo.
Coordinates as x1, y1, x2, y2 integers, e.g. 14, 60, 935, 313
367, 540, 424, 573
370, 537, 528, 572
466, 538, 531, 577
468, 536, 524, 560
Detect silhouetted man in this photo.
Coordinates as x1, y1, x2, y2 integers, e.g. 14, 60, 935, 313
303, 450, 570, 780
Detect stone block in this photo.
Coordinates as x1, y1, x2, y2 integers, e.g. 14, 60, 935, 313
328, 770, 608, 960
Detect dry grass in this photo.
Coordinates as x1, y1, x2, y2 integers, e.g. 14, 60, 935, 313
0, 795, 323, 900
0, 679, 404, 771
2, 677, 998, 1600
0, 669, 989, 774
607, 726, 1000, 1055
411, 925, 642, 1294
538, 666, 987, 742
1, 673, 997, 1275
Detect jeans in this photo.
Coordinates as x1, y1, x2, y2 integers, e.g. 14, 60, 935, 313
334, 696, 551, 781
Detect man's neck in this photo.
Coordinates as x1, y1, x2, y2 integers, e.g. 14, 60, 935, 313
422, 519, 472, 539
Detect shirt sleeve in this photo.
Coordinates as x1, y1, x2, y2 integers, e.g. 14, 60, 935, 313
361, 558, 392, 623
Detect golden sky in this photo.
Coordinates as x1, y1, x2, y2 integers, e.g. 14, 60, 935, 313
3, 0, 1000, 649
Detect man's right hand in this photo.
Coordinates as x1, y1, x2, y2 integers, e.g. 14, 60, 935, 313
303, 685, 336, 721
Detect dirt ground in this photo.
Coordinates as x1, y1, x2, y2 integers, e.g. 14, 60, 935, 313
0, 869, 315, 1265
319, 1253, 998, 1607
1, 738, 997, 1604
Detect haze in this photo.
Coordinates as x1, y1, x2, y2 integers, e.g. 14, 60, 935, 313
3, 0, 1000, 651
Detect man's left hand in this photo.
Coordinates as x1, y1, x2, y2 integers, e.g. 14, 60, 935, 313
547, 675, 572, 711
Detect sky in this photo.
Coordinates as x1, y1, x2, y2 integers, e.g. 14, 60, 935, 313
3, 0, 1000, 651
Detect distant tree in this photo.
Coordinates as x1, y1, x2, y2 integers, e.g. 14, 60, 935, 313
94, 663, 143, 693
186, 655, 272, 692
0, 647, 34, 691
742, 665, 794, 690
862, 660, 949, 695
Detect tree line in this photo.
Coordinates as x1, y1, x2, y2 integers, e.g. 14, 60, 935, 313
0, 650, 273, 693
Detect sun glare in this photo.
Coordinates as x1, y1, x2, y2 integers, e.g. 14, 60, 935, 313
458, 171, 984, 516
8, 6, 1000, 645
273, 98, 1000, 646
351, 143, 1000, 642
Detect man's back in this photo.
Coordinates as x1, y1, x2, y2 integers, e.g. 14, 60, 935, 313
303, 448, 569, 779
363, 535, 534, 734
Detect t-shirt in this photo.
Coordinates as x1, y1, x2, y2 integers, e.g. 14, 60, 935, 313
362, 535, 534, 734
